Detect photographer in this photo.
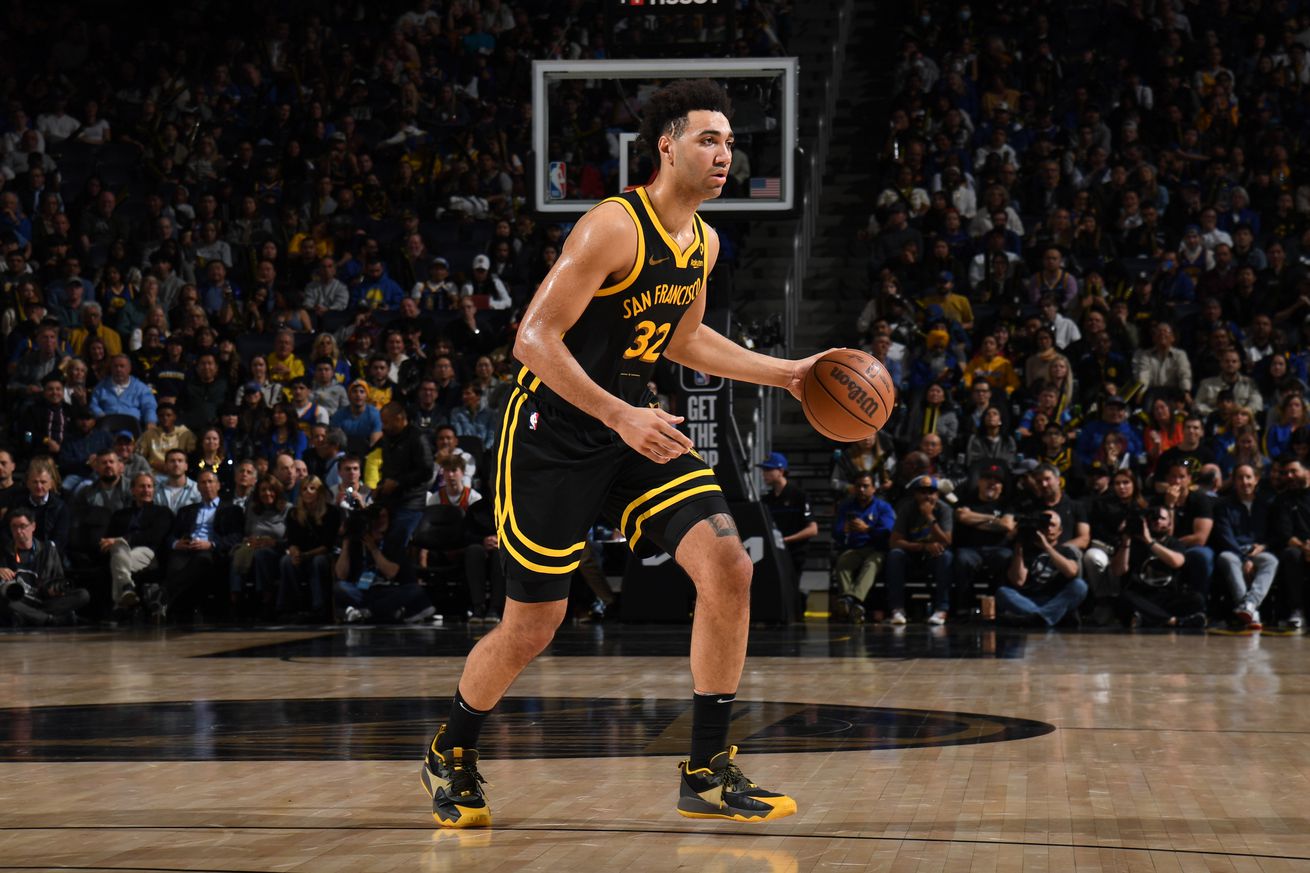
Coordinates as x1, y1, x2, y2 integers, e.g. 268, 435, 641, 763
0, 507, 89, 626
1111, 504, 1206, 628
333, 504, 433, 623
1157, 459, 1216, 598
995, 511, 1088, 628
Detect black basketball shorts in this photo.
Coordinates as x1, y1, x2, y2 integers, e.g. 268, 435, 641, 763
493, 384, 731, 603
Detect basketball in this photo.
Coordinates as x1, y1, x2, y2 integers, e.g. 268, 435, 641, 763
801, 349, 896, 442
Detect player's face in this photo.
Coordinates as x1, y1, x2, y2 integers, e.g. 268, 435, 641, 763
667, 110, 733, 198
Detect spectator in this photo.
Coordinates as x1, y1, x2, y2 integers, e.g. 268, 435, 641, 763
160, 470, 244, 620
409, 379, 450, 441
0, 507, 87, 626
995, 511, 1088, 628
180, 352, 229, 433
277, 475, 341, 621
1214, 464, 1277, 631
309, 359, 349, 417
461, 254, 512, 310
1133, 322, 1193, 398
305, 426, 347, 492
1, 458, 71, 552
462, 497, 505, 625
757, 452, 818, 582
885, 474, 954, 626
333, 454, 372, 512
1075, 396, 1144, 468
138, 403, 197, 473
964, 406, 1017, 467
154, 449, 200, 513
1157, 459, 1217, 602
950, 463, 1016, 618
99, 472, 174, 610
450, 384, 496, 449
15, 372, 72, 461
266, 330, 305, 385
1194, 348, 1263, 417
330, 380, 383, 458
429, 454, 481, 509
433, 425, 477, 489
89, 355, 158, 426
230, 474, 289, 619
264, 402, 309, 462
73, 451, 132, 514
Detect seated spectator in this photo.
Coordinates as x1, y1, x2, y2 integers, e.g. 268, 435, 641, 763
0, 450, 17, 504
333, 454, 372, 512
137, 403, 197, 473
330, 381, 383, 457
413, 257, 459, 311
461, 253, 512, 310
1133, 322, 1193, 399
896, 383, 959, 451
1154, 415, 1217, 486
15, 372, 72, 461
1264, 393, 1307, 461
1111, 505, 1205, 628
428, 454, 481, 509
89, 354, 158, 426
226, 473, 287, 618
830, 472, 895, 624
1, 457, 71, 552
193, 427, 237, 493
277, 475, 341, 621
961, 335, 1020, 396
180, 351, 229, 432
333, 504, 432, 623
264, 402, 309, 462
1214, 464, 1277, 631
885, 474, 954, 626
68, 302, 123, 357
376, 402, 433, 552
1075, 396, 1144, 468
0, 507, 87, 626
160, 470, 244, 620
829, 432, 897, 495
9, 323, 63, 402
304, 426, 346, 492
950, 464, 1016, 618
74, 451, 133, 514
1195, 348, 1263, 418
1083, 470, 1150, 624
154, 449, 200, 513
289, 379, 330, 432
309, 358, 348, 417
352, 259, 406, 311
964, 406, 1017, 467
266, 330, 305, 385
99, 473, 174, 610
461, 500, 500, 621
451, 384, 496, 449
362, 354, 397, 408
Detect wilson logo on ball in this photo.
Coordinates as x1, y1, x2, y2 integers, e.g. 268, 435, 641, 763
829, 366, 880, 418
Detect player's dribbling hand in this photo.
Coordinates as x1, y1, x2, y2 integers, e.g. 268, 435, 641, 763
784, 348, 843, 403
613, 406, 693, 464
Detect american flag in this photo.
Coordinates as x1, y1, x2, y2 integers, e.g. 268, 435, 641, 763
749, 177, 781, 198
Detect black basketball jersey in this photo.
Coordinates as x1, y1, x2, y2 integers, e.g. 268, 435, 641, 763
519, 187, 709, 414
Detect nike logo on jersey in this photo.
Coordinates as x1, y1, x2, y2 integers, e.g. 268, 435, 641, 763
648, 255, 670, 266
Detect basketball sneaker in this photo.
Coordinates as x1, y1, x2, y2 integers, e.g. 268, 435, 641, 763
420, 725, 492, 828
676, 746, 797, 822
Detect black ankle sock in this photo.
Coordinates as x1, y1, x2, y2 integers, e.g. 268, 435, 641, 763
690, 691, 735, 769
440, 688, 492, 752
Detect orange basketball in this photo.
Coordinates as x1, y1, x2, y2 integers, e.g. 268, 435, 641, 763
801, 349, 896, 442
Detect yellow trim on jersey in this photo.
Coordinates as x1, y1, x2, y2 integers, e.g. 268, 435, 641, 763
636, 187, 702, 268
619, 468, 718, 533
628, 484, 724, 549
695, 214, 709, 290
595, 196, 646, 298
495, 387, 587, 560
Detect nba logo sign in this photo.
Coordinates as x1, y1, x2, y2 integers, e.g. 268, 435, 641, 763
548, 162, 567, 200
529, 412, 539, 431
693, 370, 710, 387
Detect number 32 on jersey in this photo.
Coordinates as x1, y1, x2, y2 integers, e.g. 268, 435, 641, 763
624, 320, 671, 363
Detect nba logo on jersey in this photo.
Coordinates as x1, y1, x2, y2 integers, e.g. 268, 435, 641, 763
693, 370, 710, 387
529, 412, 540, 431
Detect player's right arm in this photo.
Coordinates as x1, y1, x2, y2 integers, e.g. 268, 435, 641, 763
514, 203, 693, 464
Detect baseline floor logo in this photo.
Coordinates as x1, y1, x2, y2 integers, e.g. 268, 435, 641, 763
0, 697, 1053, 761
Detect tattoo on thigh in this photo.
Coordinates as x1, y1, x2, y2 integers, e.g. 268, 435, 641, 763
707, 513, 739, 539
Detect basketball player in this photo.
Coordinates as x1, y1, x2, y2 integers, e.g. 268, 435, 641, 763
421, 79, 831, 827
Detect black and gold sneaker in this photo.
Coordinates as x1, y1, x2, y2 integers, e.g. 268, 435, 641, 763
676, 745, 797, 822
420, 725, 492, 828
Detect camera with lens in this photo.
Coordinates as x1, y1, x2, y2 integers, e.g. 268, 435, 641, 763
0, 576, 38, 605
1122, 506, 1152, 538
344, 508, 373, 541
1014, 511, 1051, 536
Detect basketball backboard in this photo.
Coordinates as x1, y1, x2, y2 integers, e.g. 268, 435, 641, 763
532, 58, 798, 214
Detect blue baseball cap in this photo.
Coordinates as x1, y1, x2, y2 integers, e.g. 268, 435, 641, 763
757, 452, 789, 471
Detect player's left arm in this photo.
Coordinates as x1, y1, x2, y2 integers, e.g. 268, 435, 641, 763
663, 225, 834, 402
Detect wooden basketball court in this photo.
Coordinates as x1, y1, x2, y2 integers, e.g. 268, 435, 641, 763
1, 623, 1307, 872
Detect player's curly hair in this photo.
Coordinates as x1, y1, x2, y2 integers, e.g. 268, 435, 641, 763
637, 78, 733, 162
